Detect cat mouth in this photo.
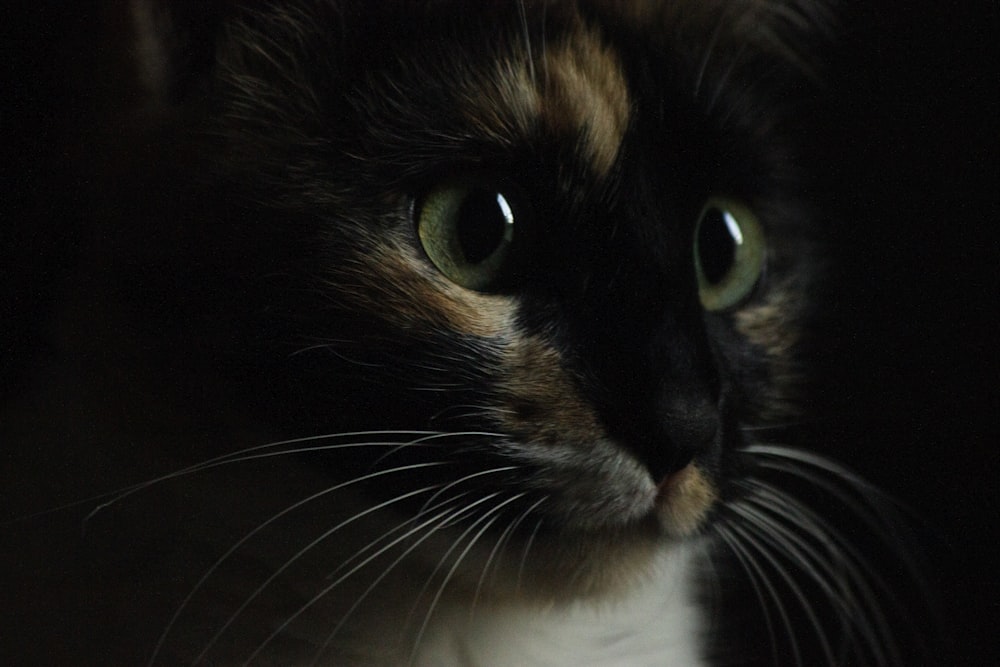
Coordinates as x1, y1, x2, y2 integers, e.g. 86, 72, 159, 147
653, 463, 718, 538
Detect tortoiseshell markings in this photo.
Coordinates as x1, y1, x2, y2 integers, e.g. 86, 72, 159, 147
462, 20, 630, 181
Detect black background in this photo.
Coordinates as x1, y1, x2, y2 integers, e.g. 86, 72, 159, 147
817, 4, 997, 664
4, 2, 997, 664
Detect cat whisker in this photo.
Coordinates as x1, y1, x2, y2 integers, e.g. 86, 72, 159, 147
403, 492, 511, 635
429, 403, 515, 425
288, 342, 386, 367
731, 496, 887, 665
411, 384, 473, 392
741, 480, 905, 665
154, 462, 448, 666
307, 492, 519, 666
744, 444, 881, 495
713, 523, 787, 667
247, 500, 477, 666
746, 443, 922, 525
745, 445, 930, 592
408, 493, 527, 665
416, 465, 521, 516
470, 495, 549, 617
515, 515, 546, 596
725, 518, 837, 666
746, 444, 934, 654
84, 430, 445, 528
367, 430, 507, 471
755, 4, 829, 84
325, 491, 477, 582
9, 432, 441, 529
308, 495, 487, 665
737, 417, 822, 432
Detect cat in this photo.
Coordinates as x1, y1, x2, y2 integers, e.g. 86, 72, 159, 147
1, 1, 924, 665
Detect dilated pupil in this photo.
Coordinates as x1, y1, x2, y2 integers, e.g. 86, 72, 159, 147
698, 207, 737, 285
456, 189, 509, 264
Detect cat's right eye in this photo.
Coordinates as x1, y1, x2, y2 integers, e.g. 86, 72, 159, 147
416, 179, 528, 292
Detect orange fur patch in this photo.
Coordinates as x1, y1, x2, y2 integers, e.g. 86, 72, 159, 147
497, 334, 603, 443
657, 464, 717, 537
735, 282, 804, 417
463, 22, 630, 179
540, 30, 630, 177
329, 233, 515, 339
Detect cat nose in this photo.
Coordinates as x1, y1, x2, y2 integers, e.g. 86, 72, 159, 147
647, 392, 719, 479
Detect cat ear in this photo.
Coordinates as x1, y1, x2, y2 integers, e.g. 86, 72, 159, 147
131, 0, 229, 104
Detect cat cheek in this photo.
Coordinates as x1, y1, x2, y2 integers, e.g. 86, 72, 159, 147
333, 238, 517, 337
734, 285, 803, 359
496, 336, 604, 444
733, 282, 806, 416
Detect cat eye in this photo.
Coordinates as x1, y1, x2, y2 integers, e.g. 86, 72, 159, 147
694, 198, 765, 311
416, 179, 528, 292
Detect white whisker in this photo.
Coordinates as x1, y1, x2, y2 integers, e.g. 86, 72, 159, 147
85, 430, 446, 528
402, 492, 510, 635
408, 493, 526, 664
731, 499, 885, 664
742, 480, 905, 664
247, 501, 471, 666
369, 431, 507, 471
417, 465, 520, 515
186, 466, 447, 665
727, 519, 837, 666
326, 491, 476, 581
471, 495, 548, 616
715, 522, 798, 666
516, 515, 545, 595
310, 490, 527, 665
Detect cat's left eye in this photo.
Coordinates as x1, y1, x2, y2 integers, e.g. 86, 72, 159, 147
416, 179, 528, 292
694, 198, 765, 311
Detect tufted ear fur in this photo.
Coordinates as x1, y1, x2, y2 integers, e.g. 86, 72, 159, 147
131, 0, 228, 104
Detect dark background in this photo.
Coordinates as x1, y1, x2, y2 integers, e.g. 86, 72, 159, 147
817, 3, 997, 664
4, 2, 997, 664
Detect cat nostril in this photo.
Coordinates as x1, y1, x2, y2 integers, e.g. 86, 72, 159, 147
628, 421, 716, 483
655, 433, 709, 479
649, 403, 719, 478
604, 391, 720, 481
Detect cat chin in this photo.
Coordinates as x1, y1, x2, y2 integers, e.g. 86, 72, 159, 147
420, 517, 700, 609
414, 546, 707, 667
478, 467, 717, 603
307, 541, 707, 666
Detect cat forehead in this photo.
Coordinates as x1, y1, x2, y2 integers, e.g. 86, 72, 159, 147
458, 23, 630, 179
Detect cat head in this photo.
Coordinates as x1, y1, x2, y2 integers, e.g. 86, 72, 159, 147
128, 0, 828, 597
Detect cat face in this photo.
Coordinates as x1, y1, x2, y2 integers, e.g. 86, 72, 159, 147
124, 0, 822, 601
19, 1, 921, 664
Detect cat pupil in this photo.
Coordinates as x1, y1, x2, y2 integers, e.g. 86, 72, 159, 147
697, 206, 738, 285
456, 189, 513, 264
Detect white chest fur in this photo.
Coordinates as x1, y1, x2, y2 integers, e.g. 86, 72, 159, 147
414, 548, 706, 667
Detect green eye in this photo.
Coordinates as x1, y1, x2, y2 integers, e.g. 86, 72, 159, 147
416, 179, 527, 291
694, 198, 765, 311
